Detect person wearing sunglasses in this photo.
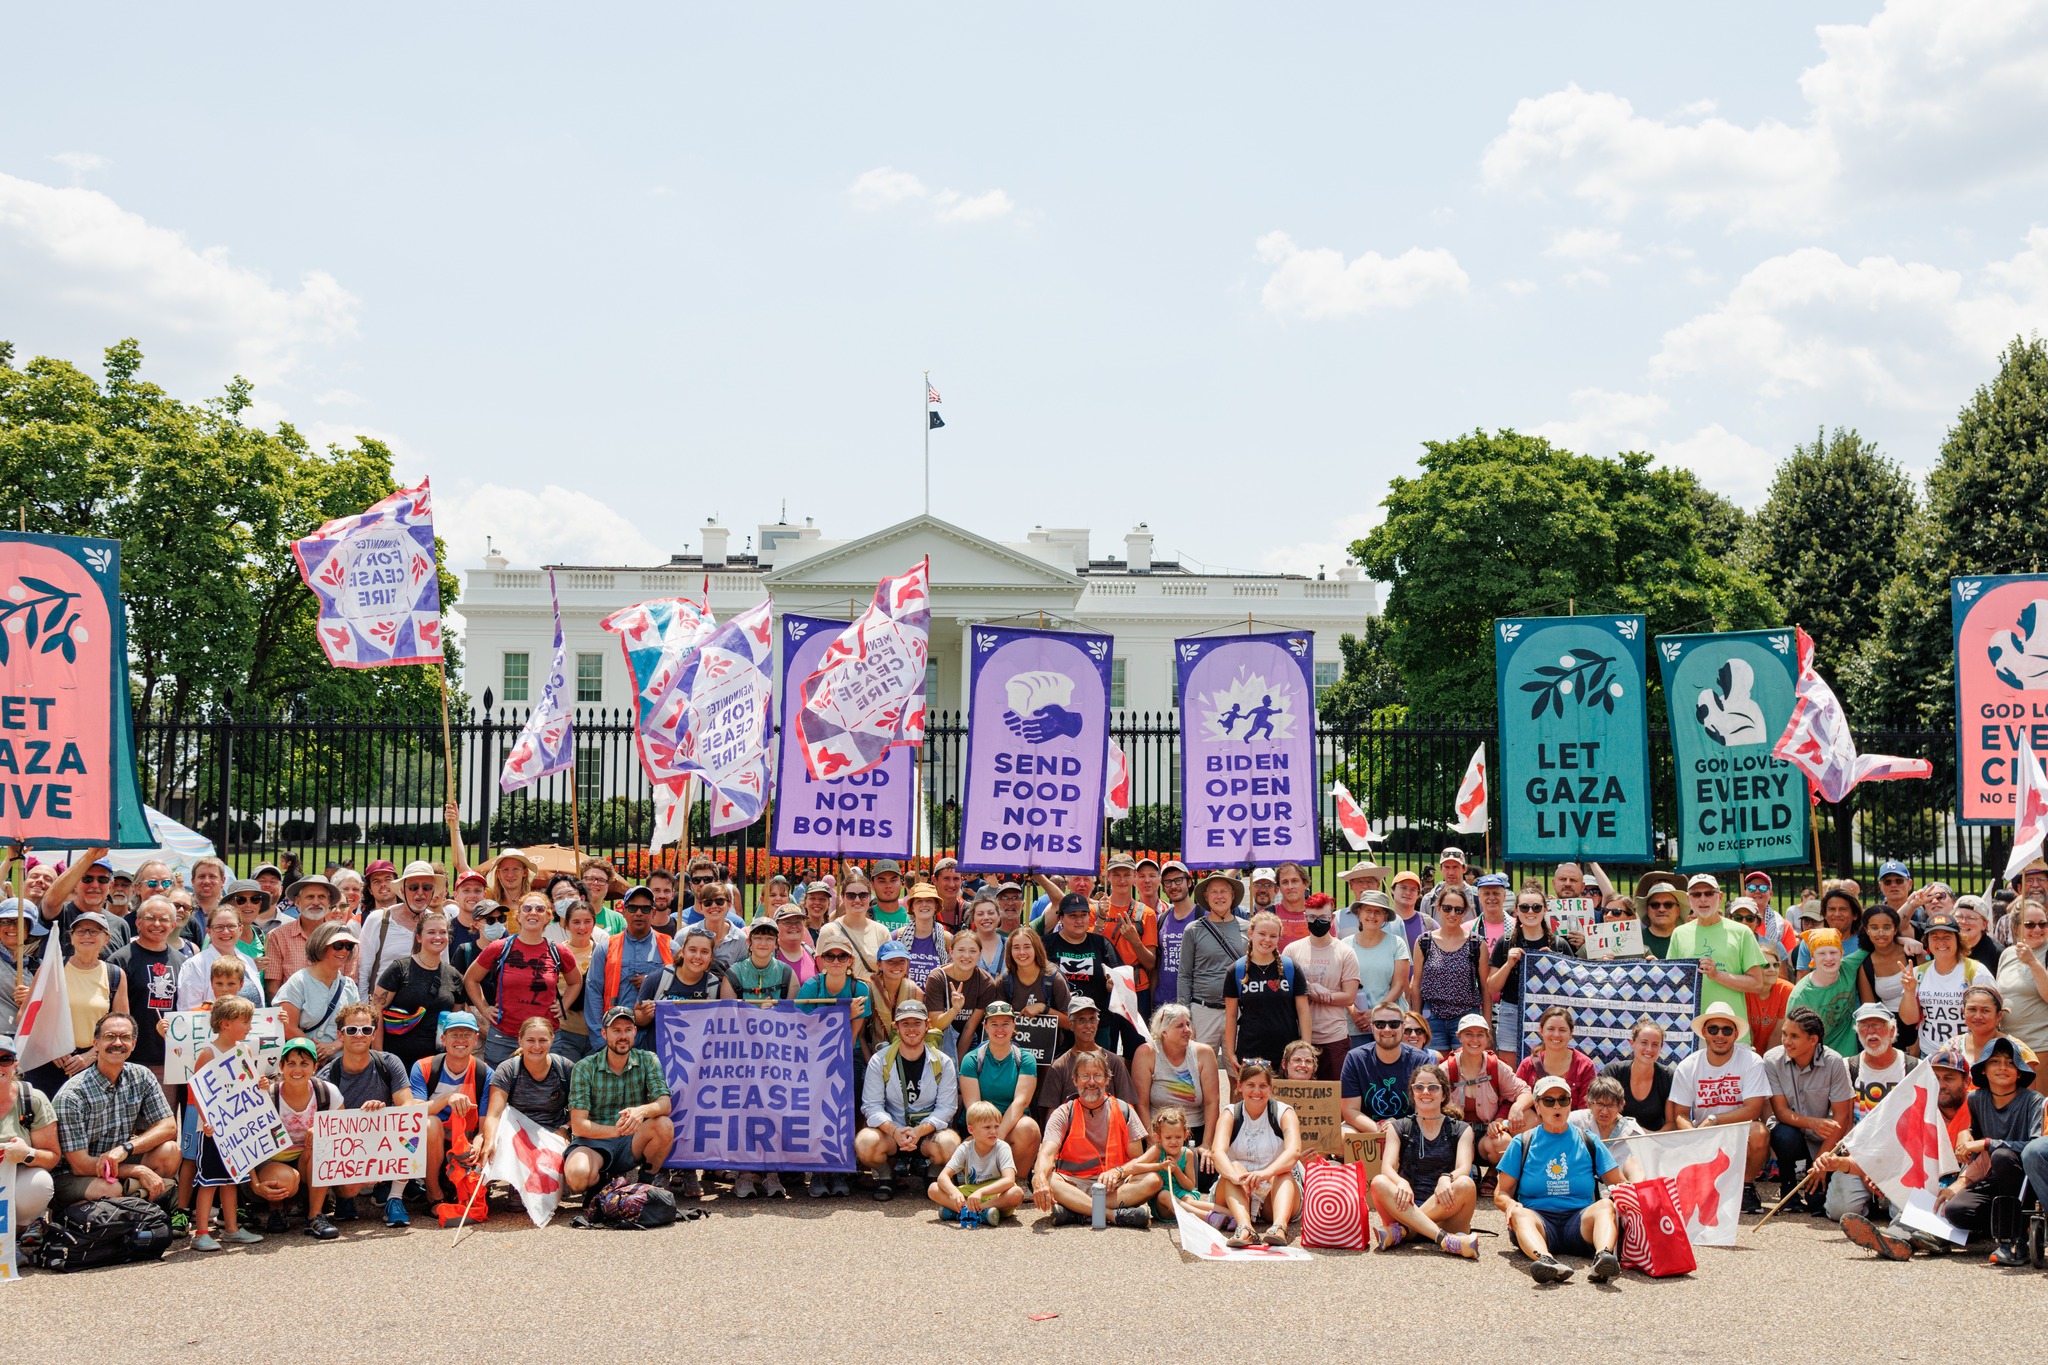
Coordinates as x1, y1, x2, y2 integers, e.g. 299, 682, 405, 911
1487, 893, 1575, 1060
276, 921, 363, 1061
1632, 871, 1686, 960
1997, 898, 2048, 1069
107, 896, 190, 1084
1373, 1061, 1481, 1257
1411, 886, 1488, 1053
1495, 1073, 1625, 1283
1670, 874, 1766, 1024
1340, 1003, 1437, 1139
316, 1000, 420, 1226
38, 848, 130, 959
816, 874, 891, 982
1667, 1001, 1772, 1213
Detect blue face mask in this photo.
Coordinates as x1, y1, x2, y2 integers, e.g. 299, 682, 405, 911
481, 922, 508, 943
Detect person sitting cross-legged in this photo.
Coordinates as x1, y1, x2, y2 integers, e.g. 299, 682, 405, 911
853, 999, 960, 1200
1033, 1047, 1159, 1228
564, 1006, 675, 1197
1371, 1061, 1481, 1257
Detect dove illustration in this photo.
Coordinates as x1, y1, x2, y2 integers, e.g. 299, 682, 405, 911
1002, 670, 1084, 744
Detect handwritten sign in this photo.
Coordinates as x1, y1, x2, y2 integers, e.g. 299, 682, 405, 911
1271, 1079, 1344, 1158
190, 1048, 288, 1182
166, 1008, 283, 1084
1343, 1129, 1385, 1177
1582, 918, 1645, 960
1547, 898, 1595, 941
1011, 1014, 1066, 1067
310, 1109, 427, 1187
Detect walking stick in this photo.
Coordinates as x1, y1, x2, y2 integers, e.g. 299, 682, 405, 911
448, 1170, 488, 1247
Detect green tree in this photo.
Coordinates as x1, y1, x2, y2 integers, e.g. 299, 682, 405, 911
1353, 429, 1780, 717
1744, 427, 1915, 682
1317, 616, 1407, 729
1862, 336, 2048, 726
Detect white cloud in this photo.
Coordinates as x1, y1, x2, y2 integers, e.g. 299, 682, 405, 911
0, 172, 358, 384
1481, 0, 2048, 230
1259, 510, 1381, 580
1651, 231, 2048, 408
1658, 424, 1781, 507
1501, 278, 1539, 296
436, 484, 668, 576
1254, 231, 1469, 320
1547, 227, 1623, 260
49, 151, 106, 179
1531, 388, 1671, 455
848, 167, 1014, 224
1564, 268, 1610, 288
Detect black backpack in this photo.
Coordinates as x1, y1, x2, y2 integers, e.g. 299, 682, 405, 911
33, 1196, 173, 1271
576, 1176, 678, 1230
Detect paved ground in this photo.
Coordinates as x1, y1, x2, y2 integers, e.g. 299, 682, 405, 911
9, 1189, 2036, 1363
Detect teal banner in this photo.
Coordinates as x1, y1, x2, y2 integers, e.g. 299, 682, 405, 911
1496, 615, 1652, 863
1655, 628, 1811, 873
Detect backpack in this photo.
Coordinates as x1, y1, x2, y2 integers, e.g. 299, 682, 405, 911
1233, 955, 1298, 995
584, 1176, 678, 1229
32, 1197, 174, 1271
1228, 1100, 1287, 1142
486, 937, 566, 1007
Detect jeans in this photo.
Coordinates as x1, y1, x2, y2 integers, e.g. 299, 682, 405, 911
550, 1028, 595, 1064
1943, 1147, 2025, 1233
2023, 1135, 2048, 1209
1768, 1119, 1814, 1190
483, 1026, 521, 1067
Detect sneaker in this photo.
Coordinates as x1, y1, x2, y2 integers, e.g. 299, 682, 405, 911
809, 1175, 832, 1200
1589, 1249, 1621, 1283
1841, 1214, 1912, 1261
384, 1197, 411, 1227
1442, 1232, 1480, 1259
678, 1171, 704, 1200
1990, 1241, 2027, 1267
169, 1209, 193, 1238
331, 1196, 360, 1223
732, 1174, 759, 1200
940, 1205, 959, 1222
1528, 1255, 1573, 1284
982, 1205, 1002, 1226
761, 1174, 787, 1199
224, 1228, 264, 1245
1050, 1204, 1084, 1226
262, 1210, 288, 1234
191, 1232, 221, 1252
1904, 1230, 1952, 1257
830, 1175, 851, 1197
1114, 1207, 1151, 1230
304, 1215, 339, 1241
1741, 1183, 1763, 1215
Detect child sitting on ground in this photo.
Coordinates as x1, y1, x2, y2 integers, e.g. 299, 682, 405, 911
929, 1101, 1025, 1226
1139, 1106, 1232, 1232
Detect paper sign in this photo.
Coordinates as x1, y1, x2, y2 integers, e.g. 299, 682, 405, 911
1343, 1130, 1385, 1177
1171, 1193, 1314, 1262
166, 1007, 283, 1084
1011, 1013, 1066, 1067
1582, 918, 1645, 960
1898, 1189, 1969, 1246
1271, 1079, 1344, 1158
1546, 898, 1595, 940
190, 1048, 288, 1182
310, 1109, 428, 1187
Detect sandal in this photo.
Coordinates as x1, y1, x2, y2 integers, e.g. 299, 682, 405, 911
872, 1183, 896, 1202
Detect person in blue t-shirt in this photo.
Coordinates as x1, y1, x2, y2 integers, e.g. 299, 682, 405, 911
1339, 1003, 1437, 1135
1494, 1074, 1625, 1284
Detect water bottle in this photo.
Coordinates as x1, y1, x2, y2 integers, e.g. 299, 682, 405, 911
1090, 1180, 1107, 1229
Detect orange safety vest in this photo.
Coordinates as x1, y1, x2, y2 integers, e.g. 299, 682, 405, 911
1053, 1098, 1132, 1181
602, 931, 675, 1012
418, 1053, 488, 1140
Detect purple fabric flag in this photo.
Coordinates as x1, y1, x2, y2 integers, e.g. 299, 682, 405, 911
658, 1000, 856, 1173
290, 479, 443, 667
796, 558, 930, 781
959, 624, 1113, 876
1176, 631, 1321, 868
638, 600, 776, 835
771, 613, 914, 858
499, 571, 574, 793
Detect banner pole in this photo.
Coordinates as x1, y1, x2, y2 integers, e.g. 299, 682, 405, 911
923, 370, 930, 517
568, 754, 583, 864
436, 664, 458, 853
1811, 805, 1826, 894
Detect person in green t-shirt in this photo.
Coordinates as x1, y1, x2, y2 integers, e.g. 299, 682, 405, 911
1787, 929, 1862, 1056
726, 920, 794, 1004
1669, 876, 1764, 1019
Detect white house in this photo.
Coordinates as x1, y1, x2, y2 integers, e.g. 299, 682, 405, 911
457, 513, 1377, 720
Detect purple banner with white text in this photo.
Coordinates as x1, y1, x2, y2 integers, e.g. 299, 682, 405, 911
959, 624, 1113, 875
771, 614, 913, 858
658, 1000, 856, 1173
1176, 631, 1320, 868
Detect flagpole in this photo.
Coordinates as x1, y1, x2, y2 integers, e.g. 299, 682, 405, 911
435, 664, 459, 864
923, 370, 931, 516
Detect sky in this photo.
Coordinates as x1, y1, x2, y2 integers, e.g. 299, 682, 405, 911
4, 0, 2047, 593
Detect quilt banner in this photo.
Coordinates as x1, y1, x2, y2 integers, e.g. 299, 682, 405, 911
1952, 574, 2048, 822
772, 613, 913, 858
290, 479, 443, 667
1655, 628, 1811, 871
1176, 631, 1319, 868
658, 1000, 856, 1173
0, 532, 152, 847
1496, 615, 1652, 862
1516, 952, 1700, 1066
959, 624, 1113, 876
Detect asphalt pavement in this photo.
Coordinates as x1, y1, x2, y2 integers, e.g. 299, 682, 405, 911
7, 1189, 2034, 1363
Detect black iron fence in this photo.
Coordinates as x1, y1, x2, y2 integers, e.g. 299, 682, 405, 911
131, 706, 1997, 904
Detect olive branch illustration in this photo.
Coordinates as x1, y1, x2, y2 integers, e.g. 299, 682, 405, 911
1519, 648, 1622, 719
0, 578, 86, 664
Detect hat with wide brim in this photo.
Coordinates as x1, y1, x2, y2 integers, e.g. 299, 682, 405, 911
1339, 862, 1391, 883
1969, 1035, 2037, 1088
1194, 871, 1243, 910
1634, 871, 1683, 901
1688, 1000, 1750, 1043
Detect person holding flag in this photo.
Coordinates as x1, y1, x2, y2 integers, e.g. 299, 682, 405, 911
1937, 1037, 2043, 1264
1828, 1049, 1965, 1260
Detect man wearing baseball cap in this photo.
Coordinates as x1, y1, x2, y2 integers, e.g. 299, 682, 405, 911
1152, 861, 1200, 1008
1670, 873, 1764, 1019
1247, 867, 1278, 913
38, 847, 128, 958
1419, 847, 1472, 923
854, 998, 960, 1197
565, 1005, 674, 1195
359, 861, 436, 995
867, 859, 909, 929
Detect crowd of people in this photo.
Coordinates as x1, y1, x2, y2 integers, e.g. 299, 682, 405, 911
3, 830, 2045, 1277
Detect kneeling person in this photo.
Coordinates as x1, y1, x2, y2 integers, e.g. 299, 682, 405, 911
929, 1100, 1025, 1224
1033, 1048, 1159, 1228
565, 1006, 675, 1195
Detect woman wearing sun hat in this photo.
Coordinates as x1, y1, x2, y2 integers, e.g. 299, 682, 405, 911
1176, 872, 1247, 1051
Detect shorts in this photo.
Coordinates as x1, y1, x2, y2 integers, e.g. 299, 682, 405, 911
1534, 1205, 1596, 1257
1494, 1001, 1521, 1057
568, 1133, 642, 1181
180, 1101, 204, 1161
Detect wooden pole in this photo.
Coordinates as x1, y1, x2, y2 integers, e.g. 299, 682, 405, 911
1812, 805, 1826, 896
568, 754, 583, 864
1752, 1145, 1836, 1231
448, 1169, 488, 1246
436, 665, 459, 867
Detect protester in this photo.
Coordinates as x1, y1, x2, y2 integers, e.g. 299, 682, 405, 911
39, 850, 127, 957
1955, 896, 2002, 973
578, 859, 629, 929
961, 894, 1005, 979
1598, 1018, 1673, 1133
186, 996, 263, 1250
412, 1011, 491, 1206
0, 900, 41, 1037
1033, 1048, 1157, 1228
1910, 911, 1984, 1056
959, 1002, 1041, 1183
1788, 928, 1862, 1057
1568, 1076, 1648, 1177
1388, 870, 1436, 953
892, 881, 951, 988
772, 901, 818, 986
1176, 872, 1247, 1050
1412, 885, 1487, 1051
0, 1034, 59, 1227
372, 910, 468, 1071
318, 1000, 420, 1225
1444, 1014, 1527, 1167
465, 893, 580, 1067
1342, 891, 1411, 1055
1667, 1001, 1772, 1212
994, 925, 1071, 1027
929, 1099, 1026, 1224
855, 999, 959, 1198
1209, 1060, 1302, 1245
1634, 872, 1685, 960
1096, 854, 1159, 1009
1046, 892, 1118, 1052
1373, 1062, 1481, 1257
275, 921, 363, 1060
923, 924, 998, 1058
1153, 862, 1200, 1006
551, 900, 602, 1062
1224, 910, 1309, 1078
30, 910, 130, 1096
565, 1007, 675, 1196
1036, 1000, 1140, 1114
1508, 1006, 1599, 1121
478, 1015, 575, 1178
259, 874, 336, 996
1936, 1037, 2044, 1264
1132, 1002, 1221, 1156
1341, 1002, 1437, 1134
1763, 1006, 1853, 1213
1997, 900, 2048, 1068
584, 886, 674, 1044
1671, 875, 1765, 1021
359, 861, 435, 994
1747, 940, 1794, 1053
111, 898, 188, 1086
53, 1013, 180, 1210
815, 874, 890, 982
1796, 889, 1864, 976
1487, 888, 1573, 1058
1494, 1074, 1625, 1283
1282, 892, 1358, 1081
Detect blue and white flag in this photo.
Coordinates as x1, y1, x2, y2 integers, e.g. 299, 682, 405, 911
290, 479, 443, 667
499, 571, 574, 793
644, 600, 777, 835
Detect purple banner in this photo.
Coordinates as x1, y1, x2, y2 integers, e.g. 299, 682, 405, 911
1176, 631, 1320, 868
959, 624, 1114, 875
771, 614, 914, 858
657, 1000, 856, 1173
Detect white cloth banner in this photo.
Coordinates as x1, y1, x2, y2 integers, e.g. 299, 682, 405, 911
1619, 1123, 1750, 1246
1839, 1057, 1958, 1212
480, 1104, 569, 1228
1170, 1194, 1312, 1261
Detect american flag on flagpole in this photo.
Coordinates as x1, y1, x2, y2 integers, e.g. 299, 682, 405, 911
927, 382, 941, 405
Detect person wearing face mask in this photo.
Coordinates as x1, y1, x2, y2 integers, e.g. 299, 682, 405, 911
1282, 893, 1360, 1081
464, 894, 583, 1067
